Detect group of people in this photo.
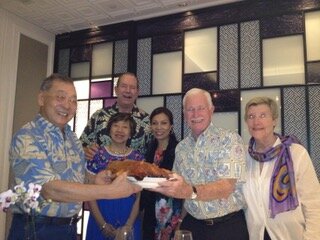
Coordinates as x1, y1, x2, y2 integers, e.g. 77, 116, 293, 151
7, 72, 320, 240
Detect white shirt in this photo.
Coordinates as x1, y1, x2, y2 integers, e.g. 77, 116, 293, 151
243, 138, 320, 240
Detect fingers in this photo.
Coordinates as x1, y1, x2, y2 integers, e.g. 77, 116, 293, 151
84, 144, 99, 161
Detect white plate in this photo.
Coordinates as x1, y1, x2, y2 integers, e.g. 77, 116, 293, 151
127, 176, 167, 188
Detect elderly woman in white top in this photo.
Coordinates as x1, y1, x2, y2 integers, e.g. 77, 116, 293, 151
243, 97, 320, 240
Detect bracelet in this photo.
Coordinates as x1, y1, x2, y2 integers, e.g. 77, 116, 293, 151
100, 222, 107, 231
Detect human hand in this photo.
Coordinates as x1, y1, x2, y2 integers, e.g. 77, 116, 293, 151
115, 225, 134, 240
110, 172, 142, 198
151, 173, 190, 199
83, 144, 99, 161
95, 170, 115, 185
101, 222, 116, 238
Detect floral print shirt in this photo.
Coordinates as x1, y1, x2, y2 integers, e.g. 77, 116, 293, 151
174, 122, 247, 219
80, 103, 150, 154
10, 114, 85, 217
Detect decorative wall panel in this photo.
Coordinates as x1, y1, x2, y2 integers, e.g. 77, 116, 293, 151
308, 85, 320, 178
166, 95, 182, 141
70, 45, 92, 63
282, 87, 308, 148
183, 119, 191, 140
183, 72, 218, 93
114, 40, 128, 74
260, 13, 303, 38
240, 21, 261, 88
75, 100, 88, 138
219, 24, 239, 90
137, 38, 152, 95
307, 61, 320, 84
152, 33, 182, 53
57, 48, 70, 76
210, 90, 240, 112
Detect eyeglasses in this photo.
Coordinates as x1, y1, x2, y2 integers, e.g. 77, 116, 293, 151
247, 113, 271, 120
50, 93, 77, 106
185, 106, 208, 113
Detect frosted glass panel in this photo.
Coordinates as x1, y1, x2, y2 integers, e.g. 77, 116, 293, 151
89, 99, 103, 118
305, 11, 320, 61
184, 27, 217, 73
70, 62, 89, 79
153, 51, 182, 94
92, 42, 113, 77
75, 101, 88, 138
240, 89, 282, 144
136, 96, 164, 114
263, 35, 305, 86
213, 112, 238, 133
74, 80, 89, 100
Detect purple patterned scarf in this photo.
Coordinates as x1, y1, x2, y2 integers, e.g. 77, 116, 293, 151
248, 133, 300, 218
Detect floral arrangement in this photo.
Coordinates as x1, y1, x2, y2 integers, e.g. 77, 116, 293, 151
0, 181, 42, 213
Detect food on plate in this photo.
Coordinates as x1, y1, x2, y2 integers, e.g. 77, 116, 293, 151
107, 160, 171, 180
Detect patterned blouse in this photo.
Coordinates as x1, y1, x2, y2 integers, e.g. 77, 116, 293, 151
80, 103, 150, 154
174, 122, 247, 219
10, 114, 85, 217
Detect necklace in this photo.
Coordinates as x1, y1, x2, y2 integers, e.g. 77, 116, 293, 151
108, 146, 129, 155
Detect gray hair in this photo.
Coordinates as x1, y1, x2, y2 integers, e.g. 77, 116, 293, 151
40, 73, 74, 91
244, 96, 279, 121
182, 88, 213, 109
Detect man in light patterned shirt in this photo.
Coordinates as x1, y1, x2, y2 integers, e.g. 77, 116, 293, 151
153, 88, 249, 240
8, 74, 141, 240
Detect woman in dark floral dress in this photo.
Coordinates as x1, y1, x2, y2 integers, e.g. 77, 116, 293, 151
141, 107, 182, 240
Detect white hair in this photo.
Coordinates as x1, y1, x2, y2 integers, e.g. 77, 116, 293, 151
182, 88, 213, 109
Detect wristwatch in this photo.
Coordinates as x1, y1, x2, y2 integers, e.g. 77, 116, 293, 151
190, 185, 198, 200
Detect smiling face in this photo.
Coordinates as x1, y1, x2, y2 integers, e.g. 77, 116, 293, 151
115, 74, 139, 110
184, 92, 213, 138
151, 112, 172, 142
38, 80, 77, 131
246, 103, 277, 146
110, 120, 132, 145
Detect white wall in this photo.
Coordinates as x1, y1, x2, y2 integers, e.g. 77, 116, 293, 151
0, 8, 55, 239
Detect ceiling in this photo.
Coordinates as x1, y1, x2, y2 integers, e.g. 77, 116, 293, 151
0, 0, 241, 34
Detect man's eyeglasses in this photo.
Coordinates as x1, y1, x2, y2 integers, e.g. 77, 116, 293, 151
50, 93, 77, 106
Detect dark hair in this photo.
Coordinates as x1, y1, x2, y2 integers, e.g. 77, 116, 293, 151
116, 72, 139, 89
40, 73, 74, 91
106, 113, 136, 137
150, 107, 174, 125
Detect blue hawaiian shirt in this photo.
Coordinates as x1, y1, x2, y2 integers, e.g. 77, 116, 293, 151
10, 114, 85, 217
174, 122, 246, 219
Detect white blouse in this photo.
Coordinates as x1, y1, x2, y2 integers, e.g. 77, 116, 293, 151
243, 138, 320, 240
